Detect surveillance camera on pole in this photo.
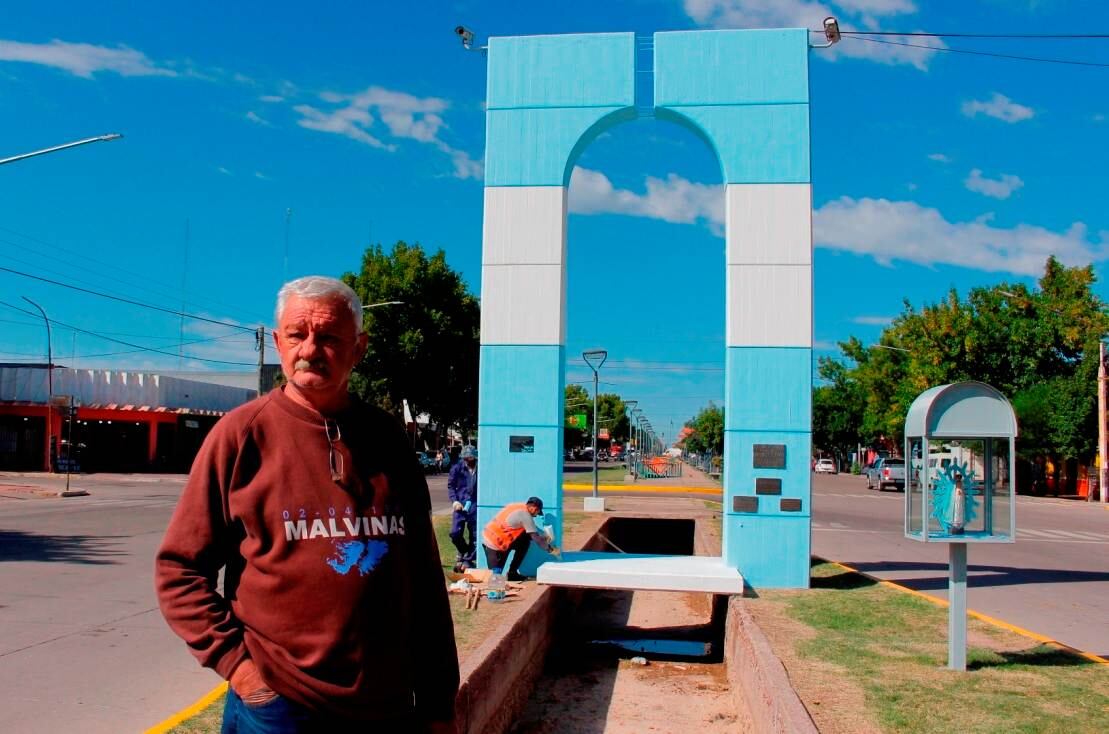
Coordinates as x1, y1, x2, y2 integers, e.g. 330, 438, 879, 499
454, 25, 486, 53
810, 16, 841, 49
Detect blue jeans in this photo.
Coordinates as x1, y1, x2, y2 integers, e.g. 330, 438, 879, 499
221, 688, 423, 733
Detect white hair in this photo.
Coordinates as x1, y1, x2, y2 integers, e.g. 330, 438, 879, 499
275, 276, 363, 331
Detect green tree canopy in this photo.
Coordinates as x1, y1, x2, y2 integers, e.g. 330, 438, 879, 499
683, 403, 724, 457
814, 257, 1108, 461
343, 241, 480, 435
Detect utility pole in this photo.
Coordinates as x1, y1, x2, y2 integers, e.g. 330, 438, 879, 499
256, 326, 266, 397
1098, 341, 1107, 503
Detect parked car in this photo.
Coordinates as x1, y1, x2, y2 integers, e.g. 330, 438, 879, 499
866, 458, 905, 491
814, 458, 837, 474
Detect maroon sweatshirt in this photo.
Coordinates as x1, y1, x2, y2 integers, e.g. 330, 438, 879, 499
154, 387, 458, 722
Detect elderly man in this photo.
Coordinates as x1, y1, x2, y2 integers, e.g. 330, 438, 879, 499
155, 276, 458, 733
446, 446, 477, 571
481, 497, 559, 582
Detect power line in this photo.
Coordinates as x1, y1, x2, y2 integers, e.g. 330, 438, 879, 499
838, 31, 1109, 39
0, 224, 270, 324
847, 35, 1109, 68
0, 300, 254, 366
0, 265, 256, 333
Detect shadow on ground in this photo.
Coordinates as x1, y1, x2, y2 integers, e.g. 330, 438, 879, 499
0, 530, 125, 564
841, 560, 1109, 591
968, 645, 1098, 670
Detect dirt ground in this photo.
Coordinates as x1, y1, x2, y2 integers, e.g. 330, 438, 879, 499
510, 498, 751, 734
512, 588, 750, 734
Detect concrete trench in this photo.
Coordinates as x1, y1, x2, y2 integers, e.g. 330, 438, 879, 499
453, 511, 818, 734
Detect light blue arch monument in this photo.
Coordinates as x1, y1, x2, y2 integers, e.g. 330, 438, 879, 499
478, 29, 814, 589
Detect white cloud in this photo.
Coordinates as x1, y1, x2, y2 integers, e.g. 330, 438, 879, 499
568, 167, 723, 231
682, 0, 941, 70
217, 166, 232, 176
292, 85, 482, 178
965, 169, 1024, 200
1093, 113, 1105, 123
259, 94, 284, 103
852, 315, 894, 325
245, 111, 271, 127
961, 93, 1034, 123
814, 196, 1108, 276
928, 153, 951, 163
0, 38, 175, 78
254, 171, 269, 180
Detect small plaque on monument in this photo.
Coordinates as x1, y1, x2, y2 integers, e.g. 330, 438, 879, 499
755, 478, 782, 495
752, 444, 786, 469
780, 498, 802, 512
733, 496, 759, 513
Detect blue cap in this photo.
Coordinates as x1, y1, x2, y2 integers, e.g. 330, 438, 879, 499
461, 446, 477, 459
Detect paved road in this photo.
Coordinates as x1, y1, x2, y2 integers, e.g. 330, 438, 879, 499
3, 468, 1104, 732
811, 471, 1109, 658
0, 472, 451, 734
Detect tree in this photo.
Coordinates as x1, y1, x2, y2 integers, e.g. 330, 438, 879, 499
343, 241, 480, 437
813, 355, 865, 467
564, 385, 629, 448
817, 257, 1108, 465
684, 403, 724, 457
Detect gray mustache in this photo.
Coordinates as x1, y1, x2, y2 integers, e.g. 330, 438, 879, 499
295, 359, 325, 371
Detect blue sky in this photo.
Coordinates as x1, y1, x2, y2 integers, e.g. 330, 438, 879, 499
1, 1, 1107, 443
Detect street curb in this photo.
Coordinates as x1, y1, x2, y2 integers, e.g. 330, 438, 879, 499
724, 597, 819, 734
144, 681, 228, 734
820, 557, 1108, 666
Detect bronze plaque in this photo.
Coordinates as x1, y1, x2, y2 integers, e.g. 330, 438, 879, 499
752, 444, 786, 469
733, 496, 759, 513
780, 498, 802, 512
755, 478, 782, 495
509, 435, 535, 453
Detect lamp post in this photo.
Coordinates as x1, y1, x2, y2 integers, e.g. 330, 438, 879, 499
582, 349, 608, 511
0, 133, 123, 166
623, 400, 637, 480
22, 297, 53, 471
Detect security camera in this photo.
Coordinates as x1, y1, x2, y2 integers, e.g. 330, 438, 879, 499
455, 25, 475, 50
823, 16, 841, 44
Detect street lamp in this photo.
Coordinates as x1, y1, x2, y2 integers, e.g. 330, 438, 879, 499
623, 401, 638, 479
0, 133, 123, 166
582, 349, 608, 510
22, 296, 53, 471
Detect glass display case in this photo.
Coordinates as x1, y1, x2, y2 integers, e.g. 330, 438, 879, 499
904, 383, 1017, 544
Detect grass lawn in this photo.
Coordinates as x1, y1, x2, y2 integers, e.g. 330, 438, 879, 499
562, 465, 629, 485
167, 511, 590, 732
750, 562, 1108, 734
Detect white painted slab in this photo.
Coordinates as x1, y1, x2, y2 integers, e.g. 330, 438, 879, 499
725, 183, 812, 265
726, 264, 811, 347
537, 553, 744, 594
480, 263, 566, 344
483, 186, 567, 265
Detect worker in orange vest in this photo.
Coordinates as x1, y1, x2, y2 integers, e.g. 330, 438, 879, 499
481, 497, 559, 581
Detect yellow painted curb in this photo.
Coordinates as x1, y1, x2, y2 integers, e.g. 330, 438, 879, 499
144, 681, 228, 734
821, 558, 1108, 666
563, 484, 722, 495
